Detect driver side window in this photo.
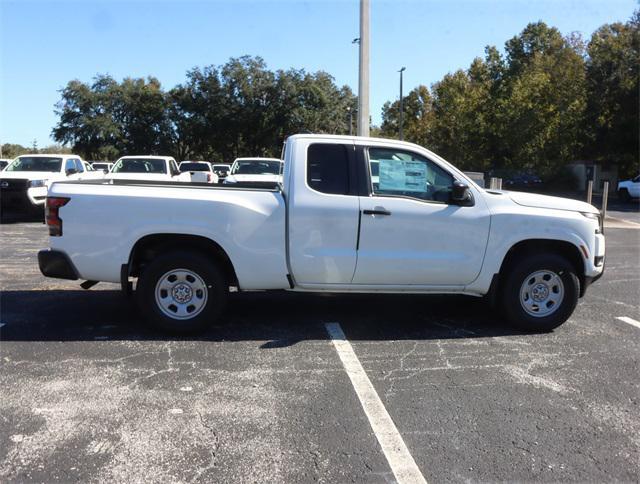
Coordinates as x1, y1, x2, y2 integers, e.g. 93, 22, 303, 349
367, 148, 453, 203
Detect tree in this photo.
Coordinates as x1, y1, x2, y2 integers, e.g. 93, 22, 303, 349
584, 10, 639, 177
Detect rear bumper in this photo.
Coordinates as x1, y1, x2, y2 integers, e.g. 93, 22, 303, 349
38, 249, 79, 280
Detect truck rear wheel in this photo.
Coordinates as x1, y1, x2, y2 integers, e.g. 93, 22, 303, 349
500, 253, 579, 332
136, 250, 227, 334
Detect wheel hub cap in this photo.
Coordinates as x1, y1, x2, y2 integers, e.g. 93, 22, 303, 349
154, 269, 209, 320
519, 270, 564, 318
171, 283, 193, 304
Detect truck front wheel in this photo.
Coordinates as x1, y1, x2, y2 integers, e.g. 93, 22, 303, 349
136, 250, 227, 334
500, 253, 579, 332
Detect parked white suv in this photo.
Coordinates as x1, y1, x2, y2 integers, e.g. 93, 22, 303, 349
179, 161, 219, 184
617, 175, 640, 201
0, 154, 93, 213
223, 157, 283, 185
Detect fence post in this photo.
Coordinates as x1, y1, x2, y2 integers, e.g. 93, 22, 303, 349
587, 180, 593, 205
601, 181, 609, 219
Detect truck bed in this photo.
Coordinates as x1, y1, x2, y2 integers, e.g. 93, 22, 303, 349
47, 179, 289, 290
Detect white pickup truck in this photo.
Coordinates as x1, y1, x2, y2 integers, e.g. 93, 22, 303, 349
0, 154, 102, 214
38, 134, 605, 333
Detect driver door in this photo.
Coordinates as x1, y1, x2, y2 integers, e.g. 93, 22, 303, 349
353, 146, 491, 286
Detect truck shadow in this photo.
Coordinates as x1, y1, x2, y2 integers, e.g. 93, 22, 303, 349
0, 289, 535, 343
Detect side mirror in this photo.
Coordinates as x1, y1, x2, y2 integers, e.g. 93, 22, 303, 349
451, 180, 472, 205
66, 168, 77, 176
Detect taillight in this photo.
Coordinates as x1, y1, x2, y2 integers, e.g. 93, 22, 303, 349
207, 173, 211, 182
46, 197, 70, 236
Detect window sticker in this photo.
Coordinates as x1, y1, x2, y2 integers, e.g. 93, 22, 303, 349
378, 159, 427, 193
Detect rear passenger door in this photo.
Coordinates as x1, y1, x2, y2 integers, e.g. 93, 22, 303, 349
287, 141, 361, 285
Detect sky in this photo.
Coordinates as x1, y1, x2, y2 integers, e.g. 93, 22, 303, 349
0, 0, 637, 148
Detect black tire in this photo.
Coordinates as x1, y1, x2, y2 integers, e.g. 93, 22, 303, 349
500, 253, 579, 332
136, 250, 227, 334
618, 188, 631, 202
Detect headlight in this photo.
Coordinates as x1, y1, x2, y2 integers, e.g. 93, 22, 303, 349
28, 180, 47, 188
581, 212, 603, 234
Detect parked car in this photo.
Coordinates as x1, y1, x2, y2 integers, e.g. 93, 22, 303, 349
82, 161, 105, 179
212, 163, 231, 182
179, 161, 219, 184
488, 170, 543, 191
91, 162, 114, 173
617, 175, 640, 201
107, 156, 189, 182
1, 154, 93, 214
223, 157, 283, 185
38, 134, 605, 335
0, 159, 11, 170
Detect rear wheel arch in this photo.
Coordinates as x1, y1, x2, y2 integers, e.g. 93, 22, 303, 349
128, 234, 239, 288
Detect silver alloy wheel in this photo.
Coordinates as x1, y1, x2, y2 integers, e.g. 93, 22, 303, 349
519, 270, 565, 318
154, 268, 209, 320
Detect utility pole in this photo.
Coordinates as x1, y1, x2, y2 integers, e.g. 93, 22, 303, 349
398, 67, 406, 141
347, 107, 353, 136
357, 0, 370, 137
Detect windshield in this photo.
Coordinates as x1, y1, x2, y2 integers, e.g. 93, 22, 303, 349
232, 160, 282, 175
112, 158, 167, 174
213, 165, 230, 170
6, 156, 62, 173
180, 163, 210, 172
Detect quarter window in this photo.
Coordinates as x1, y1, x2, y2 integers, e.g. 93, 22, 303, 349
368, 148, 453, 203
307, 143, 350, 195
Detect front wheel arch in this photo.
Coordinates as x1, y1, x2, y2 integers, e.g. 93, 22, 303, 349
496, 239, 585, 297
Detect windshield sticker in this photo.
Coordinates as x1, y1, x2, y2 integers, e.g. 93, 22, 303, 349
378, 159, 427, 192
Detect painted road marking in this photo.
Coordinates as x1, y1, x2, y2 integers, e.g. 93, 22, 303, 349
325, 322, 428, 484
616, 316, 640, 329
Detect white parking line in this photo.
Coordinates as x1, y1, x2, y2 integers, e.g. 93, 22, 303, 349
325, 322, 427, 484
616, 316, 640, 329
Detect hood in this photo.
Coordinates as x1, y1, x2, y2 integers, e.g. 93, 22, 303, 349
507, 191, 598, 214
0, 171, 61, 181
226, 174, 281, 184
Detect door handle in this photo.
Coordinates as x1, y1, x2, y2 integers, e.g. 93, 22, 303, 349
363, 209, 392, 216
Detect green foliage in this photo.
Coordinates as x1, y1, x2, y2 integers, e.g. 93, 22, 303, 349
47, 13, 637, 177
585, 11, 639, 177
381, 12, 638, 178
52, 56, 356, 162
1, 143, 72, 159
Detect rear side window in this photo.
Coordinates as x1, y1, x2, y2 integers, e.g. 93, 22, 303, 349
307, 143, 350, 195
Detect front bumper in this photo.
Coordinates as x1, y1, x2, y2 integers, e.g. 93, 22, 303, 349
0, 181, 46, 211
38, 249, 79, 280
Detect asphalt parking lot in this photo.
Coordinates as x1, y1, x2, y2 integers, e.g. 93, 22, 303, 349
1, 211, 639, 482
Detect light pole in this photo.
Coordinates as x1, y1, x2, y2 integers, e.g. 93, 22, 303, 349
398, 67, 406, 141
347, 107, 353, 136
357, 0, 370, 137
